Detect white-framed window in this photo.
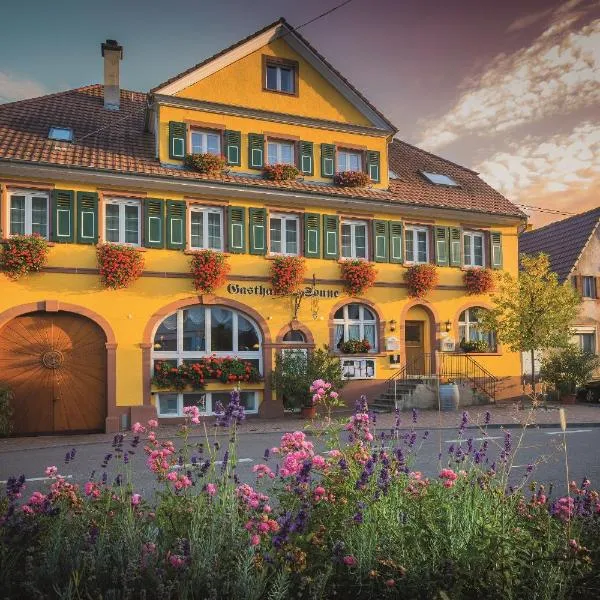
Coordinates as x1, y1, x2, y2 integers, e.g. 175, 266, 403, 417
333, 303, 377, 352
267, 140, 295, 165
573, 329, 597, 354
9, 191, 49, 238
105, 198, 141, 245
281, 329, 308, 362
190, 130, 221, 155
156, 391, 258, 417
405, 226, 429, 264
458, 308, 496, 351
582, 276, 596, 298
337, 149, 362, 173
463, 231, 485, 267
265, 63, 295, 93
341, 220, 368, 259
189, 207, 224, 250
341, 358, 376, 380
270, 213, 299, 255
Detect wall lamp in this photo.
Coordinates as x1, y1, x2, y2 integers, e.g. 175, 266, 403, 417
445, 320, 452, 333
389, 319, 397, 332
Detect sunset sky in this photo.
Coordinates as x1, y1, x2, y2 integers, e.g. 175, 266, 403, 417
0, 0, 598, 226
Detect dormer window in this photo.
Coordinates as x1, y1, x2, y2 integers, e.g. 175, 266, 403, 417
267, 140, 295, 165
421, 171, 459, 187
337, 149, 362, 172
48, 126, 73, 142
191, 130, 221, 155
263, 57, 298, 95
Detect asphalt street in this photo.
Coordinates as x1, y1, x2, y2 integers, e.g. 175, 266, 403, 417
1, 427, 599, 499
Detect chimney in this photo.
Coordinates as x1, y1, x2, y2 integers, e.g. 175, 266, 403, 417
101, 39, 123, 110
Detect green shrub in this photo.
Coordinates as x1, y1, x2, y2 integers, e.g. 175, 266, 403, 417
0, 386, 13, 437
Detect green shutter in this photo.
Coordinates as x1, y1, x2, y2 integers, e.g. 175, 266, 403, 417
249, 207, 267, 255
76, 192, 98, 244
224, 130, 241, 166
449, 227, 462, 267
248, 134, 264, 169
320, 143, 336, 178
322, 214, 339, 259
373, 220, 389, 262
304, 212, 321, 258
389, 221, 403, 264
166, 200, 186, 250
366, 150, 381, 182
490, 231, 503, 269
168, 121, 186, 160
51, 189, 74, 243
143, 199, 164, 248
228, 206, 246, 253
299, 141, 314, 175
435, 226, 449, 266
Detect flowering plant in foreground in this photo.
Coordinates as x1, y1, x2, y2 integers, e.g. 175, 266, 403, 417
1, 391, 600, 599
270, 255, 305, 296
0, 234, 49, 280
97, 243, 144, 289
189, 249, 230, 294
339, 259, 377, 296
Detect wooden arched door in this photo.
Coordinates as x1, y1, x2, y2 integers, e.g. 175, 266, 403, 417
0, 311, 107, 434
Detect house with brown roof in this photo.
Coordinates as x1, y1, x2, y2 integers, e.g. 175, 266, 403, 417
0, 19, 526, 435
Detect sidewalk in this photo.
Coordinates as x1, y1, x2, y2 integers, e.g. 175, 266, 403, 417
1, 401, 599, 452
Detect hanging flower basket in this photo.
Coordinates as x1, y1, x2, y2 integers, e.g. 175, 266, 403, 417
404, 263, 438, 298
0, 234, 49, 280
185, 153, 227, 175
190, 250, 230, 294
340, 260, 377, 296
334, 170, 370, 188
270, 255, 306, 296
263, 164, 300, 181
464, 268, 495, 295
97, 244, 144, 290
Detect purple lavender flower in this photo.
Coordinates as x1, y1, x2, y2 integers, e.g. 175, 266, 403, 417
459, 411, 469, 433
412, 408, 418, 424
124, 454, 129, 465
214, 390, 246, 428
395, 407, 401, 429
484, 410, 491, 425
504, 431, 512, 455
264, 448, 270, 461
101, 472, 108, 484
355, 395, 369, 414
220, 450, 229, 474
353, 512, 364, 524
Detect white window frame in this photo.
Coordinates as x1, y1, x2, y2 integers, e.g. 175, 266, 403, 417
341, 358, 376, 380
337, 149, 362, 173
104, 198, 141, 246
267, 140, 295, 165
572, 328, 597, 354
341, 219, 368, 260
269, 213, 300, 256
189, 206, 224, 251
190, 129, 221, 156
333, 303, 377, 353
458, 308, 496, 351
404, 226, 429, 264
265, 64, 295, 93
9, 191, 49, 238
156, 390, 259, 417
463, 231, 485, 267
582, 276, 596, 299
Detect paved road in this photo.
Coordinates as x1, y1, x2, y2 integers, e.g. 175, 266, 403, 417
1, 427, 598, 498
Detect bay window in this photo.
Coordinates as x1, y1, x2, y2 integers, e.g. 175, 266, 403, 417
105, 199, 140, 245
190, 207, 223, 250
405, 226, 429, 263
9, 192, 49, 238
463, 231, 484, 267
269, 213, 299, 255
341, 220, 368, 259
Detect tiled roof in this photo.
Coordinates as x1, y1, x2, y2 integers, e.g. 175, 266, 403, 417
519, 206, 600, 282
0, 85, 524, 218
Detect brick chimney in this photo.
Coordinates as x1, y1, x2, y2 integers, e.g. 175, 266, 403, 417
101, 39, 123, 110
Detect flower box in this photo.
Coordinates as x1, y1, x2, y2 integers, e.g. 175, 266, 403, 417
334, 170, 370, 187
0, 234, 49, 280
404, 263, 438, 298
339, 260, 377, 296
270, 255, 305, 296
464, 268, 495, 295
263, 163, 300, 181
97, 243, 144, 289
189, 250, 230, 294
185, 153, 227, 175
340, 339, 371, 354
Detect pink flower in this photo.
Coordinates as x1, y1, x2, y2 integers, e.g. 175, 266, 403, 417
328, 449, 342, 458
206, 483, 217, 496
314, 486, 326, 496
147, 419, 158, 429
169, 554, 186, 569
131, 493, 142, 506
250, 534, 261, 546
21, 505, 34, 515
385, 579, 396, 587
166, 472, 178, 481
343, 555, 358, 567
142, 542, 156, 554
365, 432, 374, 442
258, 522, 270, 533
329, 391, 338, 398
131, 422, 146, 434
45, 466, 58, 478
312, 455, 326, 469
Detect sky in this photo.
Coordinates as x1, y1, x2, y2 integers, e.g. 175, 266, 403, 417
0, 0, 598, 227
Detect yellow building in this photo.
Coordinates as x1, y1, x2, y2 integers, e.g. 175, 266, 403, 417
0, 19, 526, 434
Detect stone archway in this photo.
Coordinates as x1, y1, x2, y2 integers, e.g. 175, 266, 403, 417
400, 301, 439, 374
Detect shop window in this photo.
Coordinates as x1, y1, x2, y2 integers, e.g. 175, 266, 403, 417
9, 191, 49, 238
105, 198, 141, 245
458, 308, 496, 351
190, 207, 224, 250
333, 303, 377, 352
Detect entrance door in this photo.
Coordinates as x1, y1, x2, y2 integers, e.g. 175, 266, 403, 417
405, 320, 425, 375
0, 312, 107, 434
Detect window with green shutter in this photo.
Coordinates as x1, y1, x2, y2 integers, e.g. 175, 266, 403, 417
143, 199, 164, 248
449, 227, 462, 267
248, 134, 264, 169
76, 192, 98, 244
321, 143, 335, 178
366, 150, 380, 182
304, 212, 321, 258
169, 122, 186, 160
389, 221, 403, 264
490, 231, 503, 269
249, 208, 267, 255
51, 189, 74, 243
166, 200, 186, 250
435, 226, 450, 266
322, 214, 339, 259
224, 130, 241, 166
373, 220, 389, 262
299, 141, 314, 175
228, 206, 246, 253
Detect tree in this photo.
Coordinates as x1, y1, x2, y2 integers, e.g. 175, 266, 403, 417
540, 344, 600, 398
478, 253, 581, 397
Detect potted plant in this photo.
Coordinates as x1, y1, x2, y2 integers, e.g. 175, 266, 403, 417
540, 345, 600, 404
97, 243, 144, 289
270, 255, 305, 296
0, 234, 49, 280
339, 260, 377, 296
464, 268, 495, 295
263, 164, 300, 181
460, 339, 491, 353
404, 263, 439, 298
340, 339, 371, 354
190, 250, 230, 294
185, 153, 227, 175
334, 171, 370, 188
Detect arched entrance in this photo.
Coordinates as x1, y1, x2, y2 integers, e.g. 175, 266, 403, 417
402, 303, 438, 375
0, 311, 107, 434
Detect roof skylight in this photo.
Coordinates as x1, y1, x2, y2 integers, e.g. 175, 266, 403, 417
421, 171, 459, 186
48, 127, 74, 142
